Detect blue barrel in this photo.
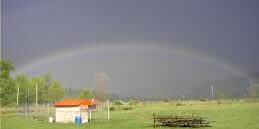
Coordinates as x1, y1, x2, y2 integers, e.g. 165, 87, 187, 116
75, 116, 78, 124
79, 116, 82, 123
75, 115, 81, 124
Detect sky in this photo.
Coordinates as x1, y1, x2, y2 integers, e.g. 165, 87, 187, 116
2, 0, 259, 98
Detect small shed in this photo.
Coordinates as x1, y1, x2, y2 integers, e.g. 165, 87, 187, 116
54, 99, 99, 123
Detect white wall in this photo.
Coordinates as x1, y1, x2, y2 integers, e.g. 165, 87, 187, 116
55, 106, 88, 123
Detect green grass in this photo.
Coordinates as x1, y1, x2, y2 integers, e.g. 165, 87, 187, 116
1, 100, 259, 129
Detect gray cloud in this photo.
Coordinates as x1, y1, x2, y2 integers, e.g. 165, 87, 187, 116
2, 0, 258, 97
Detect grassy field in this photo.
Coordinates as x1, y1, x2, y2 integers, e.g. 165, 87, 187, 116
1, 100, 259, 129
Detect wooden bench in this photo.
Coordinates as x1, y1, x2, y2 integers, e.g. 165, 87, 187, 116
153, 113, 211, 127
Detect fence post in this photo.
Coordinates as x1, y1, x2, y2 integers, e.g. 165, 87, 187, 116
17, 84, 19, 107
89, 109, 91, 122
107, 100, 110, 122
47, 103, 50, 115
36, 84, 38, 116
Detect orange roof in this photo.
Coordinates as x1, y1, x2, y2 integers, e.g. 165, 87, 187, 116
54, 99, 99, 107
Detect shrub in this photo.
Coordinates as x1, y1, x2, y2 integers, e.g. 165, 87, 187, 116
109, 106, 133, 111
163, 99, 169, 102
217, 100, 222, 105
175, 102, 183, 106
122, 106, 133, 110
200, 98, 208, 102
113, 100, 124, 105
109, 106, 117, 111
129, 100, 139, 105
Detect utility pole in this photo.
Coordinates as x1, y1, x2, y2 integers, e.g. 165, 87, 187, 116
26, 88, 29, 119
16, 84, 20, 107
36, 84, 38, 115
211, 85, 214, 99
47, 103, 50, 115
107, 100, 110, 123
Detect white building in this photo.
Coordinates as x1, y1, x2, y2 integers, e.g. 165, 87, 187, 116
54, 99, 99, 123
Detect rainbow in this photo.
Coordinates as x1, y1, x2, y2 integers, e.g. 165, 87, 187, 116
16, 42, 247, 77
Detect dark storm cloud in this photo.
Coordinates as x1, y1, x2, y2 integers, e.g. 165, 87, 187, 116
2, 0, 259, 97
3, 0, 259, 72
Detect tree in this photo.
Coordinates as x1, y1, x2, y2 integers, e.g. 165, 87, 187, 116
0, 59, 16, 106
65, 87, 80, 98
0, 78, 16, 106
42, 74, 52, 102
31, 76, 48, 104
247, 85, 256, 99
248, 72, 259, 98
0, 59, 15, 79
79, 88, 93, 99
48, 80, 65, 103
15, 74, 30, 104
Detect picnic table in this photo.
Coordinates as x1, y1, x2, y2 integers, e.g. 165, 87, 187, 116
153, 113, 211, 127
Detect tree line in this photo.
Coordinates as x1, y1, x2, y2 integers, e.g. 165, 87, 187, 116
1, 59, 258, 107
0, 59, 65, 107
0, 59, 98, 107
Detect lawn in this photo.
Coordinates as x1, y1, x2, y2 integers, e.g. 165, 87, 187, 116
1, 100, 259, 129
